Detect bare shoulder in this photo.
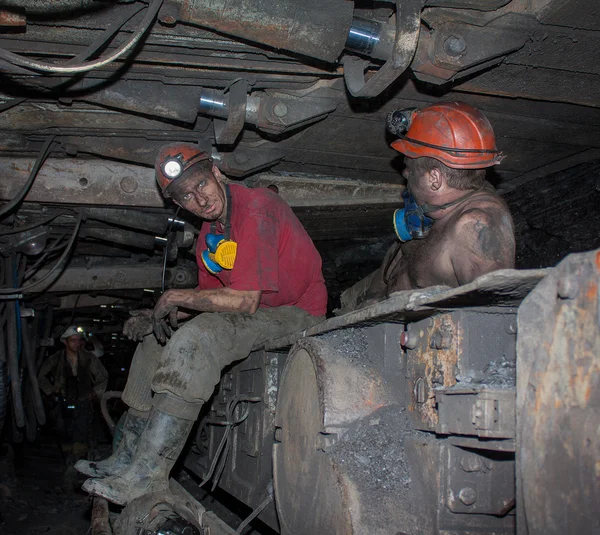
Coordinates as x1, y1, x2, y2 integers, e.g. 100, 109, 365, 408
451, 199, 516, 269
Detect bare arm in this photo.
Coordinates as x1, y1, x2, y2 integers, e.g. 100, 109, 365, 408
450, 209, 516, 285
157, 287, 262, 316
359, 242, 402, 305
151, 287, 262, 343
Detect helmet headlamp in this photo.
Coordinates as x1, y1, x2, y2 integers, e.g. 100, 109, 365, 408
386, 108, 417, 137
163, 157, 184, 180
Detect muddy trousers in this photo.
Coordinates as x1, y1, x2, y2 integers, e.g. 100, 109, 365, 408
122, 307, 322, 420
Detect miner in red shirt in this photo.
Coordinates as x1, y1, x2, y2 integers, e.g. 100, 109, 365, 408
76, 143, 327, 505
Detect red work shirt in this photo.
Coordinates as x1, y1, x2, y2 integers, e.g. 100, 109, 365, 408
195, 184, 327, 317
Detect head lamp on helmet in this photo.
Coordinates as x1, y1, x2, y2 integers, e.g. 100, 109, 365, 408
155, 143, 212, 197
163, 158, 184, 180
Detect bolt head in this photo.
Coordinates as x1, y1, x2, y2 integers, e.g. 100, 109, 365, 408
120, 176, 138, 194
460, 456, 483, 473
458, 486, 477, 506
234, 151, 249, 164
272, 102, 288, 118
558, 277, 578, 299
444, 35, 467, 57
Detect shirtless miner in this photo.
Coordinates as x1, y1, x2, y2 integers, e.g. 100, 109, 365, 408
340, 101, 516, 311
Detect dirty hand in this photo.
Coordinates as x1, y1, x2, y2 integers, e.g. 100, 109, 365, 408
123, 309, 154, 341
152, 290, 179, 344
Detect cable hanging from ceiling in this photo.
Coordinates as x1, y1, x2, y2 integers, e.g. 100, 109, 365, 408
0, 0, 163, 74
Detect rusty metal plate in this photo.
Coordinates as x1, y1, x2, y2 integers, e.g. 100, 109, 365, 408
266, 268, 545, 351
516, 248, 600, 535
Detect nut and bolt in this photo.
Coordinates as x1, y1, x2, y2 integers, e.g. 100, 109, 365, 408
234, 151, 249, 164
460, 455, 483, 473
414, 377, 426, 404
120, 176, 138, 194
557, 277, 579, 300
430, 330, 452, 350
400, 331, 418, 349
444, 35, 467, 57
272, 102, 288, 118
458, 486, 477, 506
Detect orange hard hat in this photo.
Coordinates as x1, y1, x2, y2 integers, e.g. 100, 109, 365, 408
389, 102, 503, 169
155, 143, 212, 197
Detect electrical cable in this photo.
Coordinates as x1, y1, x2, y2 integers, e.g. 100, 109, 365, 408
0, 0, 164, 74
161, 208, 180, 293
22, 233, 69, 281
0, 136, 55, 219
0, 211, 83, 297
0, 211, 73, 235
198, 395, 261, 491
64, 4, 146, 67
236, 484, 274, 534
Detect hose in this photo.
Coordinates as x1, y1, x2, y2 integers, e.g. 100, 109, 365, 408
21, 318, 46, 426
236, 483, 274, 534
0, 136, 55, 219
0, 210, 83, 296
0, 211, 73, 235
100, 391, 123, 435
0, 0, 163, 74
5, 257, 25, 427
0, 316, 7, 435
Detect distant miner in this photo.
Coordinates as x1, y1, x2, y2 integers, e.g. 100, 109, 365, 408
38, 325, 108, 463
75, 143, 326, 505
340, 101, 516, 311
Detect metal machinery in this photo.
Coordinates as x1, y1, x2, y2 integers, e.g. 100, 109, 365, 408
0, 1, 598, 533
109, 249, 599, 534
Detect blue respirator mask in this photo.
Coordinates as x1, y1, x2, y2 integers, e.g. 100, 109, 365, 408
393, 187, 486, 242
393, 189, 434, 242
201, 185, 238, 274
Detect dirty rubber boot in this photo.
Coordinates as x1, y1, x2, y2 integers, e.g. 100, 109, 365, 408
81, 407, 194, 506
75, 410, 148, 478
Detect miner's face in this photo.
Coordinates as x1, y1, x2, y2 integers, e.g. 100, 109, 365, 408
170, 165, 227, 221
63, 335, 83, 352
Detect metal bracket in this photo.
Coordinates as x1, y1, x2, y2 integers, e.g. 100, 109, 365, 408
444, 443, 515, 516
343, 0, 422, 97
214, 79, 248, 145
436, 387, 516, 438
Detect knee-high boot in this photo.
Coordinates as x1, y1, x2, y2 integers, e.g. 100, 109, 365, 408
75, 409, 148, 478
81, 406, 196, 506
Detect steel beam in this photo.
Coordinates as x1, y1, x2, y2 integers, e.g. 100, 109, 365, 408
0, 157, 404, 208
25, 264, 197, 293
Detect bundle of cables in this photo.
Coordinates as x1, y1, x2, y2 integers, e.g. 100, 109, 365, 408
0, 0, 164, 74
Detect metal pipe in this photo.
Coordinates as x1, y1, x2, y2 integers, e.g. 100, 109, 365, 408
84, 208, 184, 235
345, 16, 396, 62
0, 309, 7, 434
199, 88, 229, 118
5, 257, 24, 428
346, 18, 382, 57
0, 0, 101, 14
81, 227, 157, 251
174, 0, 355, 63
198, 88, 261, 124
